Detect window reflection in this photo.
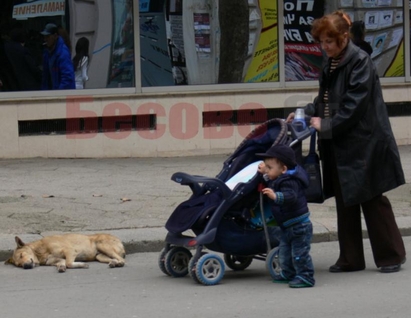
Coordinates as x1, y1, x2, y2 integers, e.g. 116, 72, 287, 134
0, 0, 406, 93
140, 0, 279, 86
0, 0, 135, 92
108, 0, 135, 88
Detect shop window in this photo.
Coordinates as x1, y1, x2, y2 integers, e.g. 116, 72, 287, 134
284, 0, 405, 81
139, 0, 279, 86
0, 0, 135, 92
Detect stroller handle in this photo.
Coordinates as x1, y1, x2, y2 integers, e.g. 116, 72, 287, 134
288, 115, 313, 147
171, 172, 232, 198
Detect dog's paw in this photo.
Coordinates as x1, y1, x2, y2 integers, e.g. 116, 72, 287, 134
83, 264, 89, 269
108, 259, 125, 268
57, 265, 66, 273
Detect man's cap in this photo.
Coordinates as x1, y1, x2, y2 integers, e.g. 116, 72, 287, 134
256, 144, 297, 169
40, 23, 58, 36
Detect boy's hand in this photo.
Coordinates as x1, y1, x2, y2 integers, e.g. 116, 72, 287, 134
262, 188, 276, 200
257, 162, 266, 174
286, 112, 295, 123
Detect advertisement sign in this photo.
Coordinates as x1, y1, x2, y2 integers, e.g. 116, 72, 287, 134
12, 0, 65, 20
244, 0, 279, 82
384, 40, 404, 77
283, 0, 325, 81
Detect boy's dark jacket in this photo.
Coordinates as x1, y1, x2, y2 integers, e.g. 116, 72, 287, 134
266, 165, 309, 228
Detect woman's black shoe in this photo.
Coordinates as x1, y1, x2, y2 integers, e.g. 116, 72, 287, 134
329, 264, 365, 273
379, 257, 406, 273
380, 264, 401, 273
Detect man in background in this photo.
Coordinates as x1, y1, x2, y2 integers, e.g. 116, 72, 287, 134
4, 28, 42, 90
40, 23, 75, 90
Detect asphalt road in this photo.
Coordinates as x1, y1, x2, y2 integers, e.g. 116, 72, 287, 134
2, 237, 410, 318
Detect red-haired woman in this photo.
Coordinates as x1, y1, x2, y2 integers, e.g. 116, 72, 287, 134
287, 10, 406, 273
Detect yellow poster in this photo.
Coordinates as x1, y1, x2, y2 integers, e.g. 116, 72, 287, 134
384, 41, 404, 77
244, 0, 279, 83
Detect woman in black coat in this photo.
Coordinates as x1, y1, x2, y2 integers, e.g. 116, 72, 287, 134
287, 10, 406, 273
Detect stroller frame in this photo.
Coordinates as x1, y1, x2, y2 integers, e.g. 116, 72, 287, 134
159, 118, 312, 285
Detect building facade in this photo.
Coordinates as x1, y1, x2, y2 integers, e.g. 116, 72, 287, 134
1, 0, 411, 158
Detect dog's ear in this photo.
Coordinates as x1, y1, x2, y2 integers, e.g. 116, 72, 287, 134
15, 236, 25, 248
4, 258, 15, 265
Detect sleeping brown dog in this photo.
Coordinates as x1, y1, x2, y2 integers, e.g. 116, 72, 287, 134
5, 233, 126, 272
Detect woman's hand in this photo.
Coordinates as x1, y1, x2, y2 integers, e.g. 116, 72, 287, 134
262, 188, 276, 200
310, 117, 322, 131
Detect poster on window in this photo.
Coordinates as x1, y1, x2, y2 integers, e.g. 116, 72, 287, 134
384, 40, 404, 77
379, 11, 394, 28
283, 0, 325, 81
372, 32, 387, 57
365, 11, 379, 30
395, 10, 403, 24
243, 0, 279, 82
387, 28, 403, 49
365, 34, 374, 47
193, 13, 211, 57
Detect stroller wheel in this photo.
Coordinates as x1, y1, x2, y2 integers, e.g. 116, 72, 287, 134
164, 247, 192, 277
188, 252, 208, 284
195, 254, 225, 286
224, 254, 253, 271
266, 247, 281, 279
158, 248, 171, 276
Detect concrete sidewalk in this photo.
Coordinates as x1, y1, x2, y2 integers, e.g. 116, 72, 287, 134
1, 145, 411, 261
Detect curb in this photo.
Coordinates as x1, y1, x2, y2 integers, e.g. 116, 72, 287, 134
2, 226, 411, 262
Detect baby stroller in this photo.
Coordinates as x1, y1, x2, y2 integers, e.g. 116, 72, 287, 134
158, 118, 312, 285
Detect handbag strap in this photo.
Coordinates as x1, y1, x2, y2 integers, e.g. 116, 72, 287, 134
309, 128, 317, 155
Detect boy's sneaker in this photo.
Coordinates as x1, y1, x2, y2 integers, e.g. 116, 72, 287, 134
289, 278, 314, 288
272, 275, 289, 284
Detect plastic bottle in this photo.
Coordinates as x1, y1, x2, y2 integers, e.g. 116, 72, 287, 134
293, 108, 307, 132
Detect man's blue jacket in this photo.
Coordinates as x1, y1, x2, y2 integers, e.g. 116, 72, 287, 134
42, 36, 75, 90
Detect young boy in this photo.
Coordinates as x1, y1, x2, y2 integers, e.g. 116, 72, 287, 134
256, 144, 315, 288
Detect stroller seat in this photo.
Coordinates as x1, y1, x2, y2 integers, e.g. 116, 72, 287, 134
165, 164, 263, 235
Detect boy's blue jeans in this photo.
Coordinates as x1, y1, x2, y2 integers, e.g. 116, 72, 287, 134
278, 221, 315, 286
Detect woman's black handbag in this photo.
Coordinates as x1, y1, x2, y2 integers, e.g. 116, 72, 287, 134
303, 130, 324, 203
